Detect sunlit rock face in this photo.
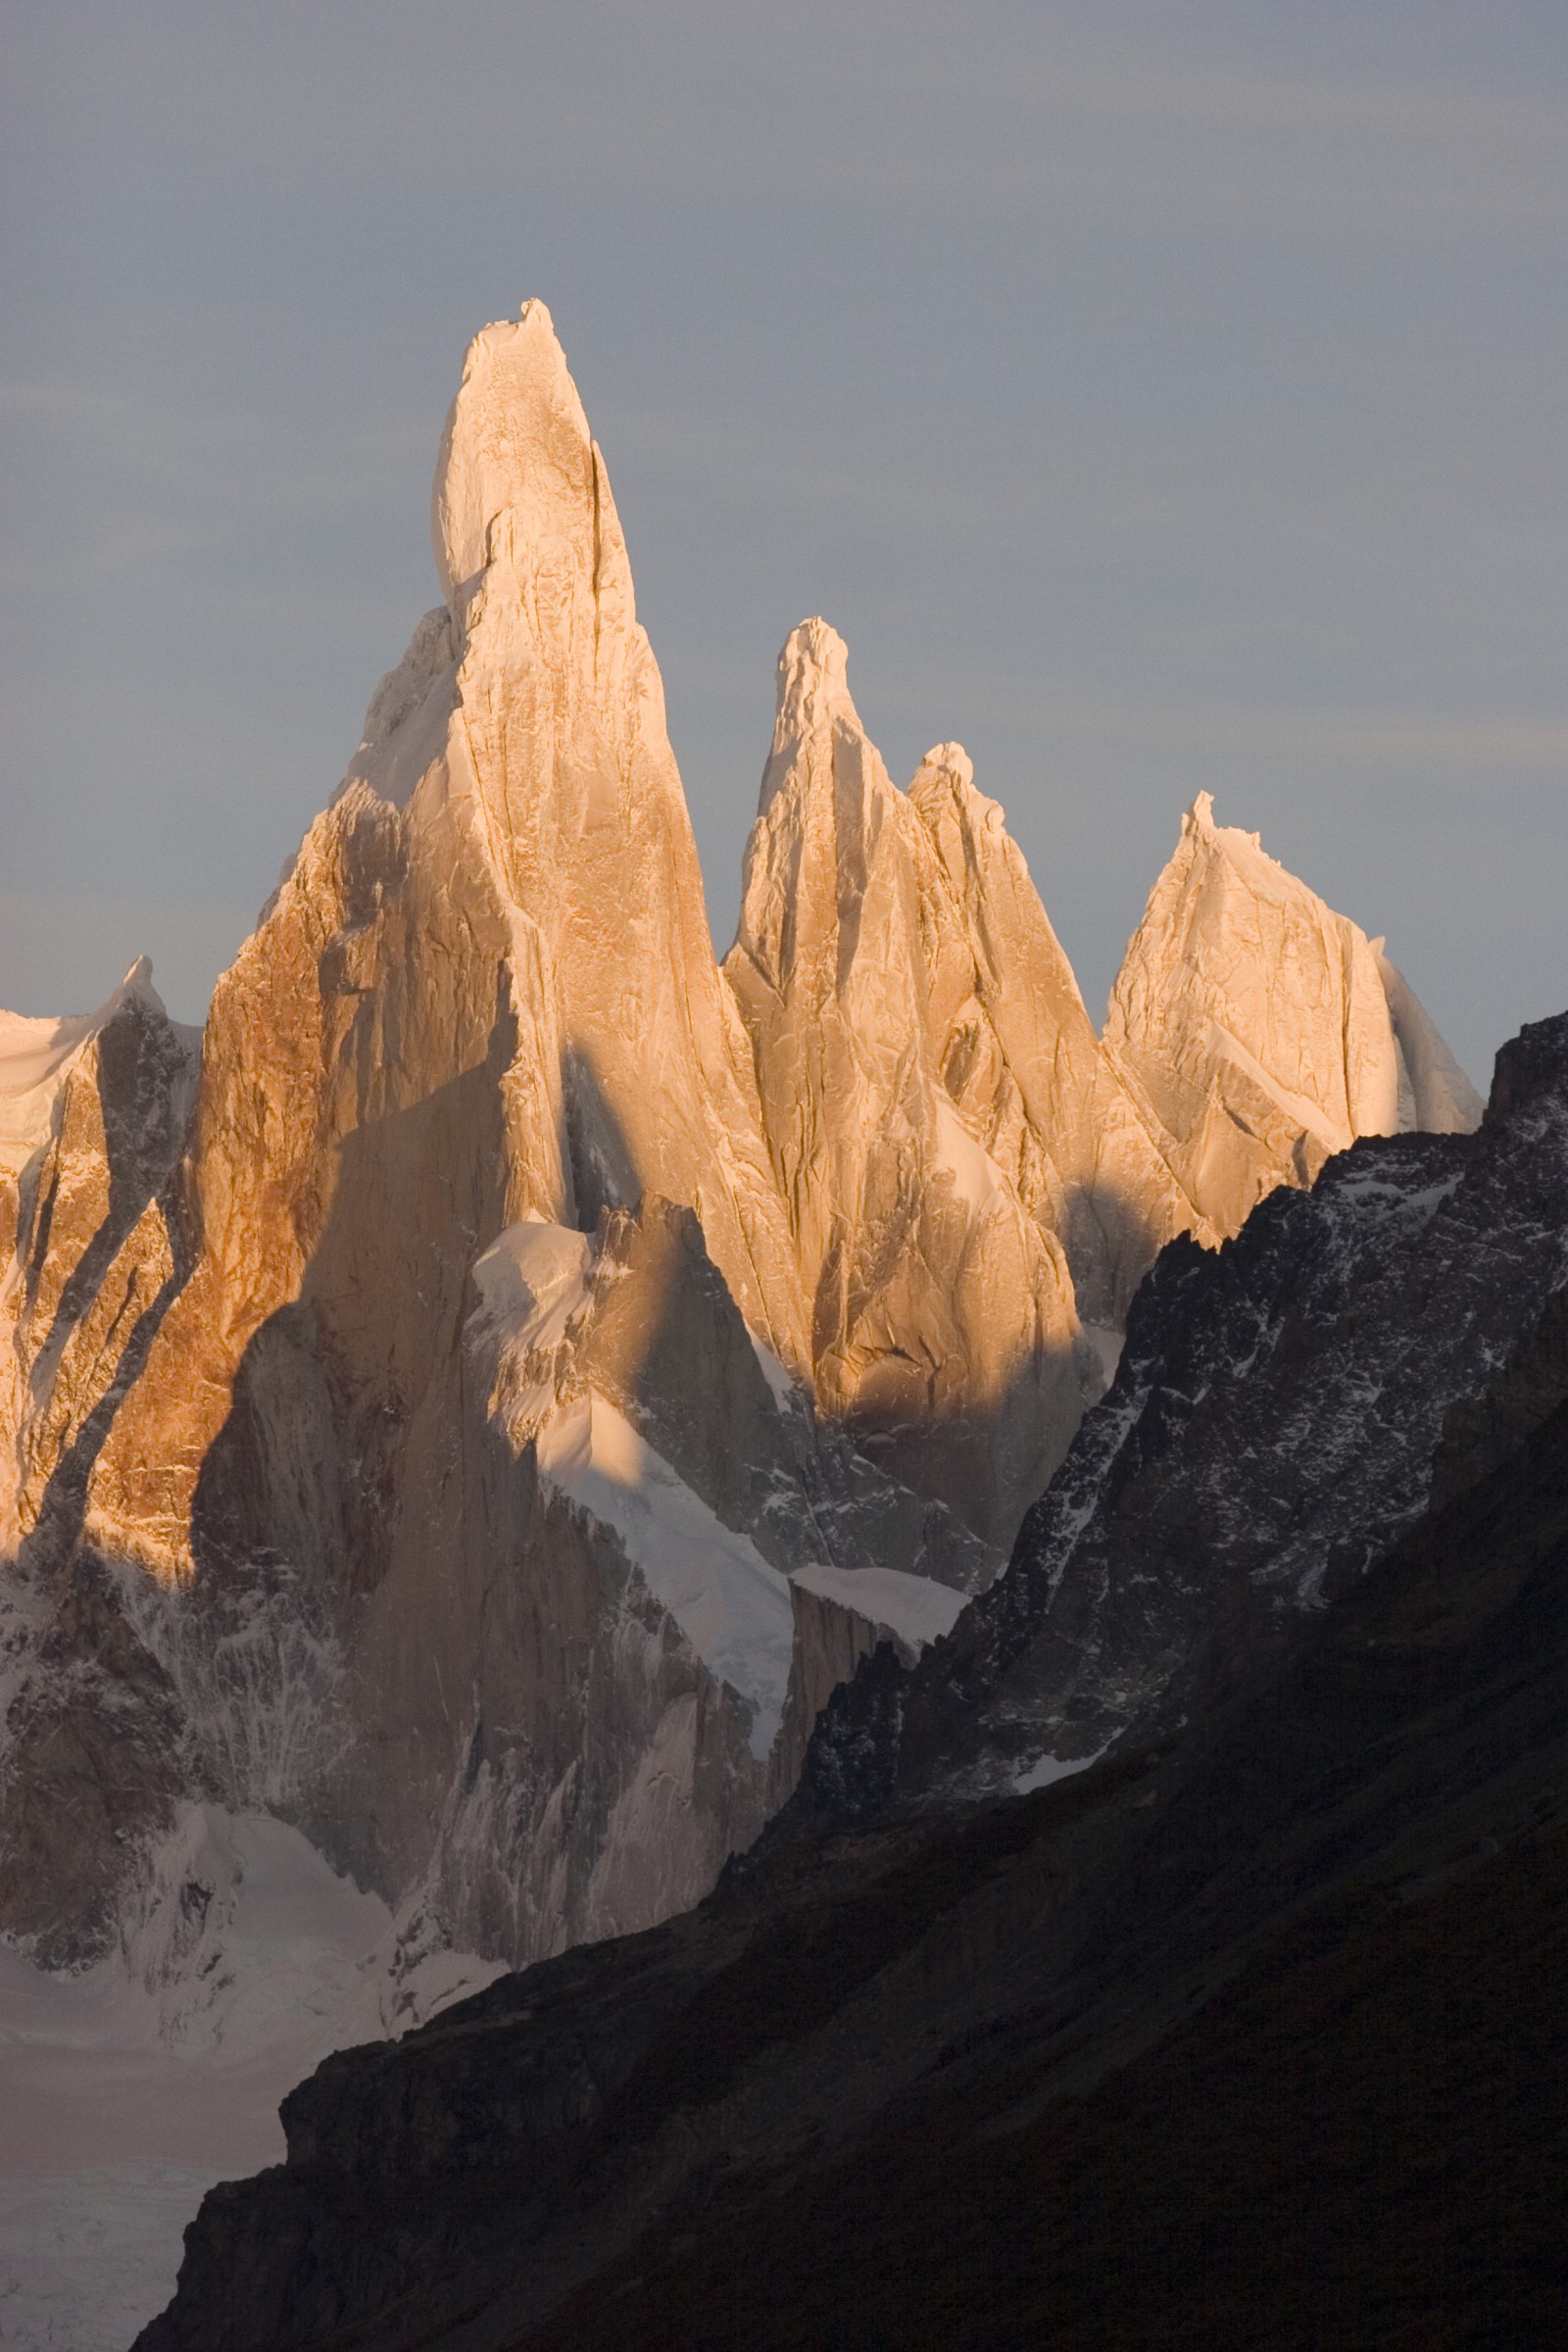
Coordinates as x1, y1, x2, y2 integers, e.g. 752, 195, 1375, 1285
0, 964, 198, 1562
428, 312, 808, 1365
87, 304, 807, 1588
55, 306, 835, 1959
0, 310, 977, 1971
903, 745, 1197, 1331
0, 306, 1481, 1981
724, 624, 1194, 1544
1105, 791, 1477, 1240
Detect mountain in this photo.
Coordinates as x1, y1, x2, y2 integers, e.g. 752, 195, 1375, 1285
724, 622, 1189, 1547
1105, 788, 1483, 1238
0, 311, 987, 1984
132, 1015, 1568, 2352
1, 303, 1477, 2004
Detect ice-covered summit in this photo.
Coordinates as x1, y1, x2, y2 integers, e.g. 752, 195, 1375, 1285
0, 958, 176, 1176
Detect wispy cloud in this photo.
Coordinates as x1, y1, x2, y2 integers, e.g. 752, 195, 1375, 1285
0, 380, 426, 516
0, 887, 258, 1023
16, 7, 1566, 233
864, 667, 1568, 772
482, 12, 1568, 228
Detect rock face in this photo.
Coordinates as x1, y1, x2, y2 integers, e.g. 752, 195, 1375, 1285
724, 626, 1191, 1544
0, 303, 1482, 1986
782, 1011, 1568, 1833
0, 311, 985, 1972
0, 963, 198, 1562
1105, 791, 1472, 1238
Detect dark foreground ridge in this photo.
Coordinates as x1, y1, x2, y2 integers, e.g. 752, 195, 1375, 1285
136, 1020, 1568, 2352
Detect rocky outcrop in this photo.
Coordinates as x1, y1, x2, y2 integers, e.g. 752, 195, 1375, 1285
0, 962, 198, 1560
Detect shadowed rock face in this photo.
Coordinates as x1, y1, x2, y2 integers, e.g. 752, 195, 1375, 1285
0, 305, 1483, 1984
128, 1148, 1568, 2347
780, 1011, 1568, 1833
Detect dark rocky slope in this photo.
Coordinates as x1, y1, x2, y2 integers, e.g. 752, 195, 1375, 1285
781, 1010, 1568, 1827
134, 1019, 1568, 2352
137, 1314, 1568, 2349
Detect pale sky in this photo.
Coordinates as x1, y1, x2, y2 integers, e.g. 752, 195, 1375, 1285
3, 1, 1565, 1084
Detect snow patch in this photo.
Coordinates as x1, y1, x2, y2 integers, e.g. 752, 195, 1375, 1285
0, 1803, 502, 2350
0, 960, 167, 1176
929, 1087, 1008, 1220
748, 1330, 801, 1413
789, 1562, 967, 1654
472, 1217, 593, 1347
1013, 1746, 1106, 1794
469, 1217, 595, 1434
537, 1392, 794, 1758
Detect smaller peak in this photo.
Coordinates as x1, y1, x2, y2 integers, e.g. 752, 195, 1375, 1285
770, 618, 856, 740
758, 620, 872, 815
910, 741, 1007, 843
779, 617, 850, 693
1184, 790, 1217, 834
110, 956, 167, 1019
918, 742, 975, 794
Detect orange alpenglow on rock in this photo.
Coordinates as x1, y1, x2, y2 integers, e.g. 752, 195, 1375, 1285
0, 304, 1480, 1987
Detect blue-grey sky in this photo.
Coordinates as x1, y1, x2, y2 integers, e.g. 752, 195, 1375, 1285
3, 2, 1565, 1085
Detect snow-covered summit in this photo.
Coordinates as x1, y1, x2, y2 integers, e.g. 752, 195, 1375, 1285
0, 957, 173, 1176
